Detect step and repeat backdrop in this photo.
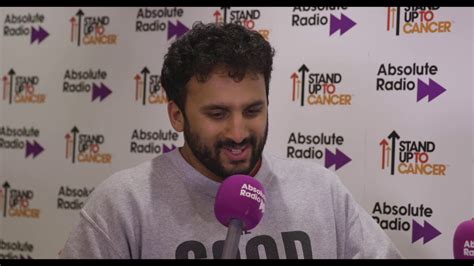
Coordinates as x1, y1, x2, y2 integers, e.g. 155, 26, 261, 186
0, 7, 472, 259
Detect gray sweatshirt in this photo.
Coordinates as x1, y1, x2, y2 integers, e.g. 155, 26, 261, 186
59, 149, 402, 259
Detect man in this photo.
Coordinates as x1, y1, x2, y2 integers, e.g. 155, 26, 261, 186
60, 22, 402, 259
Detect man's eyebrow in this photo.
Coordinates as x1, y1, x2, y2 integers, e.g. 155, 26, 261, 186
245, 100, 265, 109
200, 100, 265, 111
200, 104, 229, 112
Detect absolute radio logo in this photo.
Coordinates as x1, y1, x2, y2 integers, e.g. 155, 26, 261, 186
291, 7, 356, 36
57, 185, 94, 210
379, 130, 447, 176
287, 132, 351, 171
0, 181, 40, 219
130, 129, 178, 154
0, 239, 33, 259
0, 126, 44, 159
212, 7, 270, 40
65, 126, 112, 164
376, 62, 446, 103
371, 201, 441, 244
133, 67, 167, 105
2, 69, 46, 105
3, 12, 49, 44
135, 7, 189, 40
386, 7, 452, 36
63, 69, 112, 102
70, 9, 117, 46
290, 64, 352, 107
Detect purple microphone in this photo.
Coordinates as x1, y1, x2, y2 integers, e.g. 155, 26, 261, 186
453, 218, 474, 259
214, 174, 266, 259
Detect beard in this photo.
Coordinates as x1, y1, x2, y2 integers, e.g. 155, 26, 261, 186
183, 116, 268, 180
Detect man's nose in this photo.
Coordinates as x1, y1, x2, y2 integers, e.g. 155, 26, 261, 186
225, 114, 249, 144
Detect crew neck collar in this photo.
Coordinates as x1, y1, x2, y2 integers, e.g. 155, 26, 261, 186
165, 148, 273, 198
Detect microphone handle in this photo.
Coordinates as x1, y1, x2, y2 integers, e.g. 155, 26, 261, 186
221, 219, 243, 259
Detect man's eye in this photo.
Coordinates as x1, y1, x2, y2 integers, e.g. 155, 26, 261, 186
245, 108, 261, 117
208, 112, 226, 119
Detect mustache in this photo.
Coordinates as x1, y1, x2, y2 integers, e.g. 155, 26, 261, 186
216, 136, 256, 150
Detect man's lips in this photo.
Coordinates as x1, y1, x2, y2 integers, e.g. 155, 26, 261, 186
221, 144, 250, 162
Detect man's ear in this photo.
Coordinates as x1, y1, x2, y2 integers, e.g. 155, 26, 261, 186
168, 101, 184, 132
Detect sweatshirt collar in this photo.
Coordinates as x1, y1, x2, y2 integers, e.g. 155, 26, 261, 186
165, 148, 273, 198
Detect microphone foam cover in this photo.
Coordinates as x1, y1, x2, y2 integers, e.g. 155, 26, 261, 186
214, 174, 266, 230
453, 218, 474, 259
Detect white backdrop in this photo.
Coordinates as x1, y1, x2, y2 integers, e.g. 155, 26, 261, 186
0, 7, 472, 259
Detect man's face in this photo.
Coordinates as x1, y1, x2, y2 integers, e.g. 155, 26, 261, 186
181, 68, 268, 180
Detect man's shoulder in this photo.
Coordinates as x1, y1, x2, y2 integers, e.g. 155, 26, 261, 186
85, 153, 172, 205
99, 159, 154, 191
263, 152, 339, 184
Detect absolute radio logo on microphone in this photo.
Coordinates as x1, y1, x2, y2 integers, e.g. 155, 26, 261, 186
379, 130, 447, 176
130, 129, 178, 154
0, 126, 44, 159
2, 69, 46, 105
63, 69, 112, 102
371, 201, 441, 244
212, 7, 270, 40
135, 7, 189, 40
287, 132, 351, 171
291, 7, 356, 36
0, 239, 34, 259
69, 9, 117, 46
240, 183, 266, 214
0, 181, 40, 219
463, 241, 474, 257
133, 67, 167, 105
290, 64, 352, 107
3, 12, 49, 44
65, 126, 112, 164
57, 185, 94, 210
386, 7, 452, 36
376, 62, 447, 103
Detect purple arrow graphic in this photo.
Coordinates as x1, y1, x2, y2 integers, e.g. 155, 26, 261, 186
31, 26, 49, 44
26, 140, 44, 158
329, 14, 340, 36
417, 78, 446, 102
417, 79, 429, 102
427, 79, 447, 102
163, 144, 177, 154
412, 220, 442, 244
92, 83, 112, 102
422, 220, 442, 244
412, 219, 424, 243
99, 83, 112, 101
339, 14, 357, 35
168, 20, 189, 40
330, 13, 356, 36
92, 83, 100, 101
325, 148, 352, 170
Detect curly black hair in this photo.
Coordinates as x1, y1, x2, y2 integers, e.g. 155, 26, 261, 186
160, 21, 275, 112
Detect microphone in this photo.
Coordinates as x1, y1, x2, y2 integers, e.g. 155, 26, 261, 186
453, 218, 474, 259
214, 174, 266, 259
